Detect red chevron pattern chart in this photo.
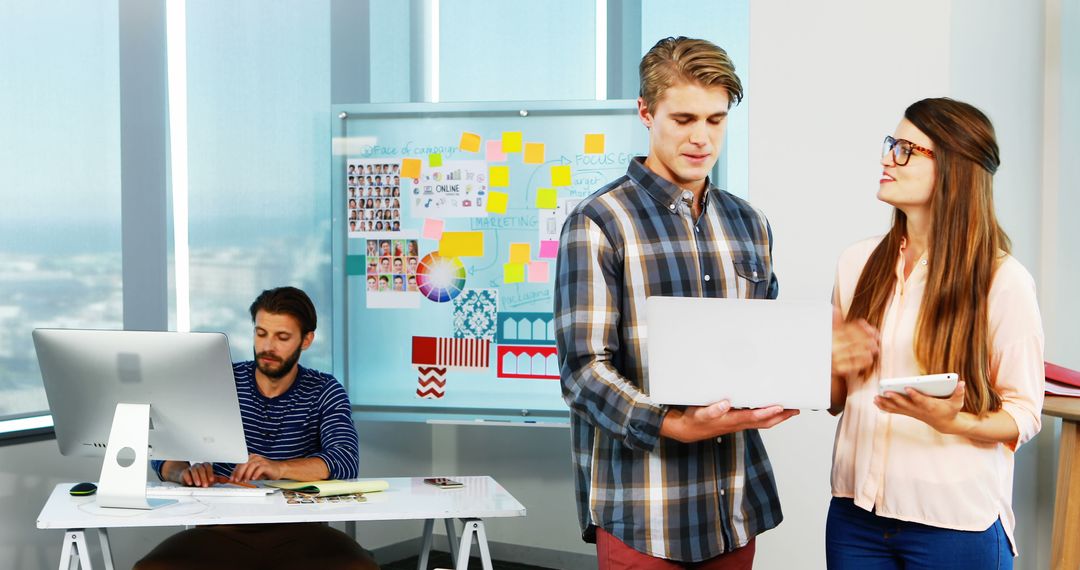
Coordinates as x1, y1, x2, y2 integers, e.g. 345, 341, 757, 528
412, 336, 492, 398
416, 366, 448, 399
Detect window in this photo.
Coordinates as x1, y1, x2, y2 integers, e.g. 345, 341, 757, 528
0, 1, 122, 425
182, 0, 334, 369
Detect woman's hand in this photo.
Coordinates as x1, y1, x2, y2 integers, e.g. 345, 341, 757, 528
874, 380, 967, 434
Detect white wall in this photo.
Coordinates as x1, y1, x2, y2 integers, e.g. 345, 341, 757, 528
748, 2, 951, 568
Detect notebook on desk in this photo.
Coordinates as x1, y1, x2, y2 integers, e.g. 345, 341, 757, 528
265, 479, 390, 497
645, 296, 832, 409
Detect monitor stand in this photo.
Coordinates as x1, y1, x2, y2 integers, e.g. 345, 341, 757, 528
95, 402, 177, 510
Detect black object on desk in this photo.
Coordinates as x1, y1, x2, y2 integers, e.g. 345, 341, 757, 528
69, 482, 97, 496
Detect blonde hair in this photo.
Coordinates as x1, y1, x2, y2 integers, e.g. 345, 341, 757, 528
639, 36, 743, 112
848, 98, 1008, 416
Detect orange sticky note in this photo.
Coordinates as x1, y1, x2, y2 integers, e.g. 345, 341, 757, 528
504, 263, 525, 283
535, 188, 557, 209
439, 231, 484, 257
527, 261, 550, 283
585, 133, 605, 154
459, 132, 482, 153
524, 142, 545, 164
489, 165, 510, 187
502, 131, 523, 153
551, 165, 572, 187
401, 158, 422, 179
487, 191, 509, 214
509, 243, 531, 264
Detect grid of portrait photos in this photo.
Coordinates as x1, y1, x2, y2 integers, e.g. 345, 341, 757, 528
366, 238, 420, 294
347, 159, 404, 237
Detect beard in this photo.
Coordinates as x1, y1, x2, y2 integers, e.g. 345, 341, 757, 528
254, 343, 303, 379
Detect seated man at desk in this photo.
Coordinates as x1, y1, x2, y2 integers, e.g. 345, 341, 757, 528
136, 286, 378, 570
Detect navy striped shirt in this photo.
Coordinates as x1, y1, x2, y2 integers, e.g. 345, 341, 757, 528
153, 361, 359, 480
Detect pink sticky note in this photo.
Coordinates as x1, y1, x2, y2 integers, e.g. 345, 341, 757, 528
422, 218, 445, 240
539, 240, 559, 259
527, 261, 550, 283
486, 140, 507, 162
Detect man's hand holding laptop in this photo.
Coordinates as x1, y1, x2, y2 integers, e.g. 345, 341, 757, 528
660, 402, 800, 443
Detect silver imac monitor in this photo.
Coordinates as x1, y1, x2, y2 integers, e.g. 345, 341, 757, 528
33, 329, 248, 510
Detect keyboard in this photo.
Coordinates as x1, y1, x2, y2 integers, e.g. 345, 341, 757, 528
146, 482, 279, 498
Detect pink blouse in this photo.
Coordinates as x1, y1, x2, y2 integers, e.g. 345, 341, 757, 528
831, 236, 1044, 554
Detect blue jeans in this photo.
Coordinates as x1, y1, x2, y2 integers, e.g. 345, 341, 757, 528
825, 497, 1012, 570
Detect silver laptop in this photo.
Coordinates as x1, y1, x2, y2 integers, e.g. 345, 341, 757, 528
645, 297, 831, 409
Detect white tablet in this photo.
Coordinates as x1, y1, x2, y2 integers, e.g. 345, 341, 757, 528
878, 373, 959, 397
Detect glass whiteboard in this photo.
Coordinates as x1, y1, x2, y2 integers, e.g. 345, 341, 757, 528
331, 100, 725, 422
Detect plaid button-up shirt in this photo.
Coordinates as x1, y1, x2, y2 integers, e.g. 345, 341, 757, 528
554, 157, 783, 562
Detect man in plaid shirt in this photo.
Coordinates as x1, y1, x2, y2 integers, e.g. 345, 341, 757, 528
555, 37, 877, 568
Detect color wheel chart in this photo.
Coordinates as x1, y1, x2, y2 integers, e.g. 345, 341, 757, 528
416, 253, 466, 303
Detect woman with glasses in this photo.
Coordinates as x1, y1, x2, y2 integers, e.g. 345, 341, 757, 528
826, 98, 1043, 569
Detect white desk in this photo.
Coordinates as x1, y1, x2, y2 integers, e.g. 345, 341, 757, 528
38, 476, 526, 570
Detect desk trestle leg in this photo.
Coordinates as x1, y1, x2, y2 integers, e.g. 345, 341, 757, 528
444, 518, 458, 561
58, 530, 93, 570
417, 519, 435, 570
97, 529, 115, 570
455, 519, 492, 570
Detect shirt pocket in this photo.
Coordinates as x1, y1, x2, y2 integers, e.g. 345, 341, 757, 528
733, 257, 770, 299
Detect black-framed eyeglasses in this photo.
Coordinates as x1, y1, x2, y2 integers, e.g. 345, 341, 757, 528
882, 135, 935, 166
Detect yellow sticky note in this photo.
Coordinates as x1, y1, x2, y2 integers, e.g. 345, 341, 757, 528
439, 231, 484, 257
524, 142, 545, 164
459, 132, 482, 153
401, 158, 422, 179
551, 165, 572, 187
502, 131, 523, 153
487, 191, 509, 214
535, 188, 557, 209
489, 165, 510, 187
509, 243, 531, 264
429, 153, 443, 167
585, 133, 605, 154
504, 263, 525, 283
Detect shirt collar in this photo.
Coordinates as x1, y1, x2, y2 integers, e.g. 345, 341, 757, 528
627, 156, 712, 214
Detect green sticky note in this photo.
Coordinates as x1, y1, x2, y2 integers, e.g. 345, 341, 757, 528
504, 262, 525, 283
535, 188, 557, 209
429, 153, 443, 167
346, 255, 366, 276
551, 165, 572, 187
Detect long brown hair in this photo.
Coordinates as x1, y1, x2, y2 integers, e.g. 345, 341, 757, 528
848, 98, 1010, 416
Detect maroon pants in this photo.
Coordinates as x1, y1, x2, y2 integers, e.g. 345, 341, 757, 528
133, 523, 379, 570
596, 527, 756, 570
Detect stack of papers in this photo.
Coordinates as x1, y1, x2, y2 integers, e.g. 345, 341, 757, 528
265, 480, 390, 498
1046, 362, 1080, 398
